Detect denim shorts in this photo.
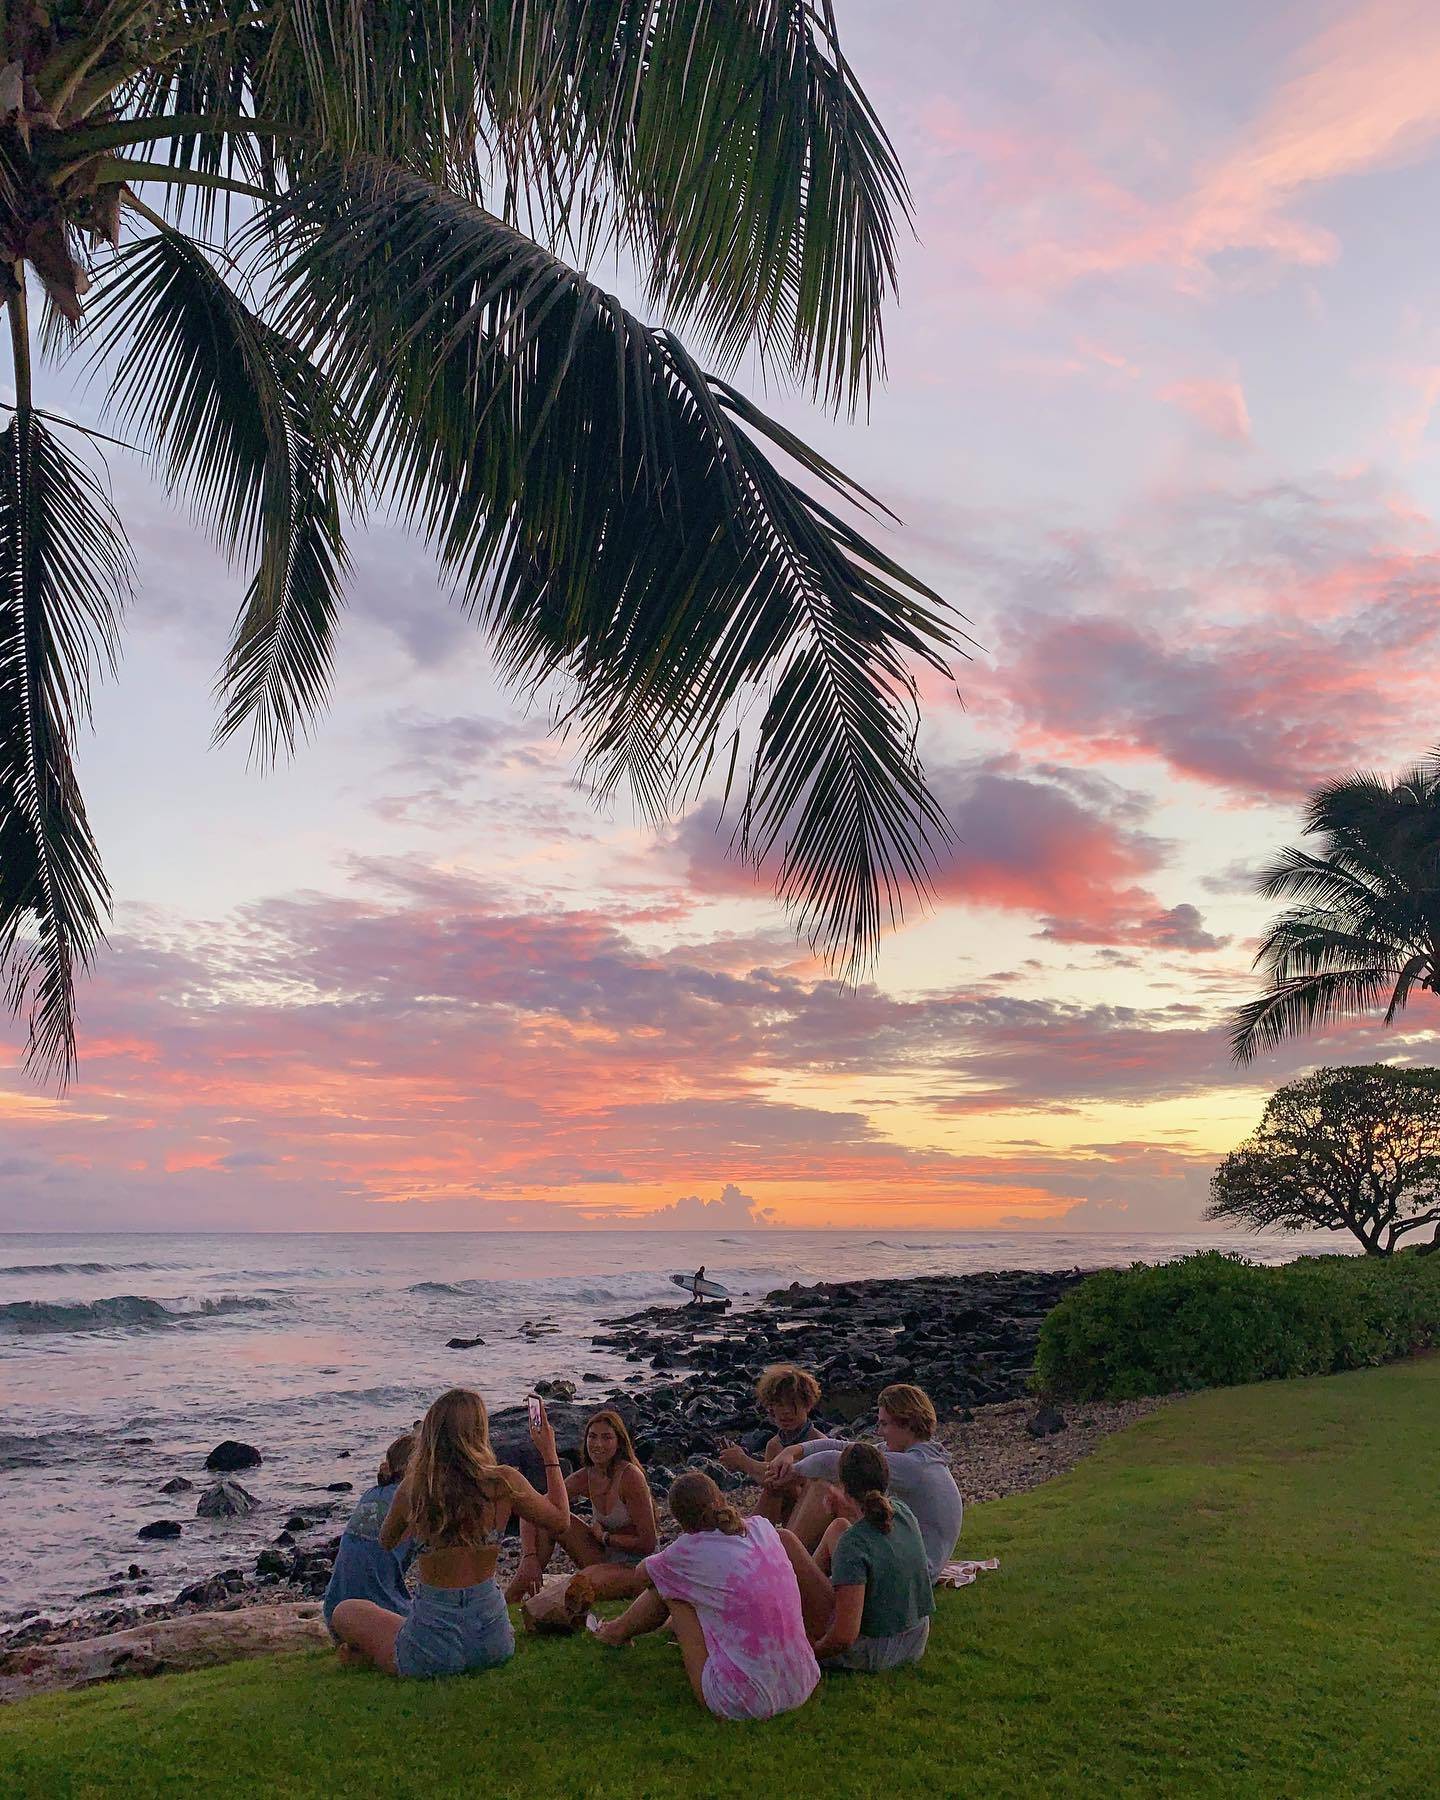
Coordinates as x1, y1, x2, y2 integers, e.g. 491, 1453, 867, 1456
393, 1579, 515, 1679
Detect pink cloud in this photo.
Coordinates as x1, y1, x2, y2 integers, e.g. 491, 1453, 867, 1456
671, 761, 1226, 952
0, 850, 1420, 1230
1159, 378, 1252, 445
916, 0, 1440, 299
986, 571, 1440, 802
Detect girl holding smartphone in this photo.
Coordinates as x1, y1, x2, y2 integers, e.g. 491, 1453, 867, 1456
507, 1408, 658, 1603
330, 1387, 569, 1678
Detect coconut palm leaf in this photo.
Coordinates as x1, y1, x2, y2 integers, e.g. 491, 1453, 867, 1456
2, 0, 945, 1077
133, 1, 905, 403
1231, 751, 1440, 1063
0, 417, 133, 1077
266, 160, 962, 967
81, 226, 358, 759
475, 0, 910, 406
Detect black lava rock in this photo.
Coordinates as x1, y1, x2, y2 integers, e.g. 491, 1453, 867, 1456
205, 1439, 262, 1473
159, 1475, 194, 1494
325, 1481, 353, 1492
1026, 1404, 1068, 1439
176, 1576, 225, 1607
197, 1478, 258, 1519
447, 1336, 486, 1349
138, 1519, 182, 1540
255, 1548, 291, 1578
283, 1514, 311, 1532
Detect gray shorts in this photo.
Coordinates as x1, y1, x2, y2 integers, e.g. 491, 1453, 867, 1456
393, 1579, 514, 1679
827, 1617, 930, 1673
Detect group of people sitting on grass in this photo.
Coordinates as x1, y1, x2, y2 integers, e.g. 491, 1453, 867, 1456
324, 1364, 964, 1721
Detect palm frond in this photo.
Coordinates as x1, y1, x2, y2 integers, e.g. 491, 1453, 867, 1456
81, 224, 357, 759
148, 2, 906, 406
1383, 953, 1432, 1025
1229, 967, 1395, 1065
1254, 913, 1412, 982
0, 417, 132, 1079
267, 161, 965, 970
532, 0, 910, 409
1234, 758, 1440, 1061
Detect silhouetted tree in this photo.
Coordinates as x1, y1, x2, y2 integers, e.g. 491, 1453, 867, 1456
1207, 1064, 1440, 1255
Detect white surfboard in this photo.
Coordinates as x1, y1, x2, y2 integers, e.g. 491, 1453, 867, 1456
670, 1272, 730, 1298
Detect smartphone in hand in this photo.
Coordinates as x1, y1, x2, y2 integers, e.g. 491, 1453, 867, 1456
528, 1394, 543, 1431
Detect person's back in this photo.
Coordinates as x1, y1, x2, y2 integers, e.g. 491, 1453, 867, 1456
323, 1433, 417, 1627
884, 1440, 963, 1580
643, 1499, 820, 1719
830, 1497, 933, 1668
323, 1477, 415, 1625
328, 1388, 571, 1679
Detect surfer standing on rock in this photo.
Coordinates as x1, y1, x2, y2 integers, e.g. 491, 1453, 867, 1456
690, 1266, 706, 1304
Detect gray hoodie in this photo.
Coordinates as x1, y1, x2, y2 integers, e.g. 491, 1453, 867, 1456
791, 1438, 963, 1582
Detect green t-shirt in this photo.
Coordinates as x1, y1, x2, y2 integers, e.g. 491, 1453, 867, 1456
830, 1499, 935, 1640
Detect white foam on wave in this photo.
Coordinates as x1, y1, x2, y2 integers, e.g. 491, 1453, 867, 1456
0, 1292, 282, 1335
0, 1260, 183, 1278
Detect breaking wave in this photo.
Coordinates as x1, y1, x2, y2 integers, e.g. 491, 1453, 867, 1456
0, 1293, 281, 1336
404, 1270, 700, 1307
0, 1260, 181, 1277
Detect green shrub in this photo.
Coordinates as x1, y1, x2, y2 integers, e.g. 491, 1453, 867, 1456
1034, 1250, 1440, 1400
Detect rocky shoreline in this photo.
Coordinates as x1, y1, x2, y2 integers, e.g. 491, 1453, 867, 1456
3, 1266, 1108, 1660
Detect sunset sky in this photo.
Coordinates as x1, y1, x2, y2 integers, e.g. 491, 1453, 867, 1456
5, 0, 1440, 1232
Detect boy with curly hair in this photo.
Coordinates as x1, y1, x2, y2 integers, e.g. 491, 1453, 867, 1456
717, 1363, 826, 1525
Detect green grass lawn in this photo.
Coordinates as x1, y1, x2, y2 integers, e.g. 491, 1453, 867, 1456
5, 1357, 1437, 1798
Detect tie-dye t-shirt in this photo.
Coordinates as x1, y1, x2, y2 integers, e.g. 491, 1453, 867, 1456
642, 1516, 820, 1721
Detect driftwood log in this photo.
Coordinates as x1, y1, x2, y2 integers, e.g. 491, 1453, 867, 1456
0, 1602, 329, 1703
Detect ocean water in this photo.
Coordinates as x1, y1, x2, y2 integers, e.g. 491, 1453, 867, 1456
0, 1227, 1348, 1621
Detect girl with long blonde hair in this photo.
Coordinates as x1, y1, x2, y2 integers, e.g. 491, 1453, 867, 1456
331, 1387, 569, 1678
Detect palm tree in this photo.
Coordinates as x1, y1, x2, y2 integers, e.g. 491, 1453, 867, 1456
1230, 751, 1440, 1063
0, 2, 966, 1081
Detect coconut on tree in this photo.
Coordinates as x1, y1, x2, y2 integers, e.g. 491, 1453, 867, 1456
1229, 751, 1440, 1064
0, 1, 966, 1080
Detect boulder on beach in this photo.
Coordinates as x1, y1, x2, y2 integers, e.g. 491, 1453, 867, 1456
1026, 1404, 1068, 1439
534, 1378, 576, 1401
137, 1520, 181, 1540
159, 1476, 193, 1494
196, 1478, 257, 1519
447, 1335, 486, 1349
820, 1385, 878, 1423
204, 1440, 262, 1473
325, 1481, 353, 1493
